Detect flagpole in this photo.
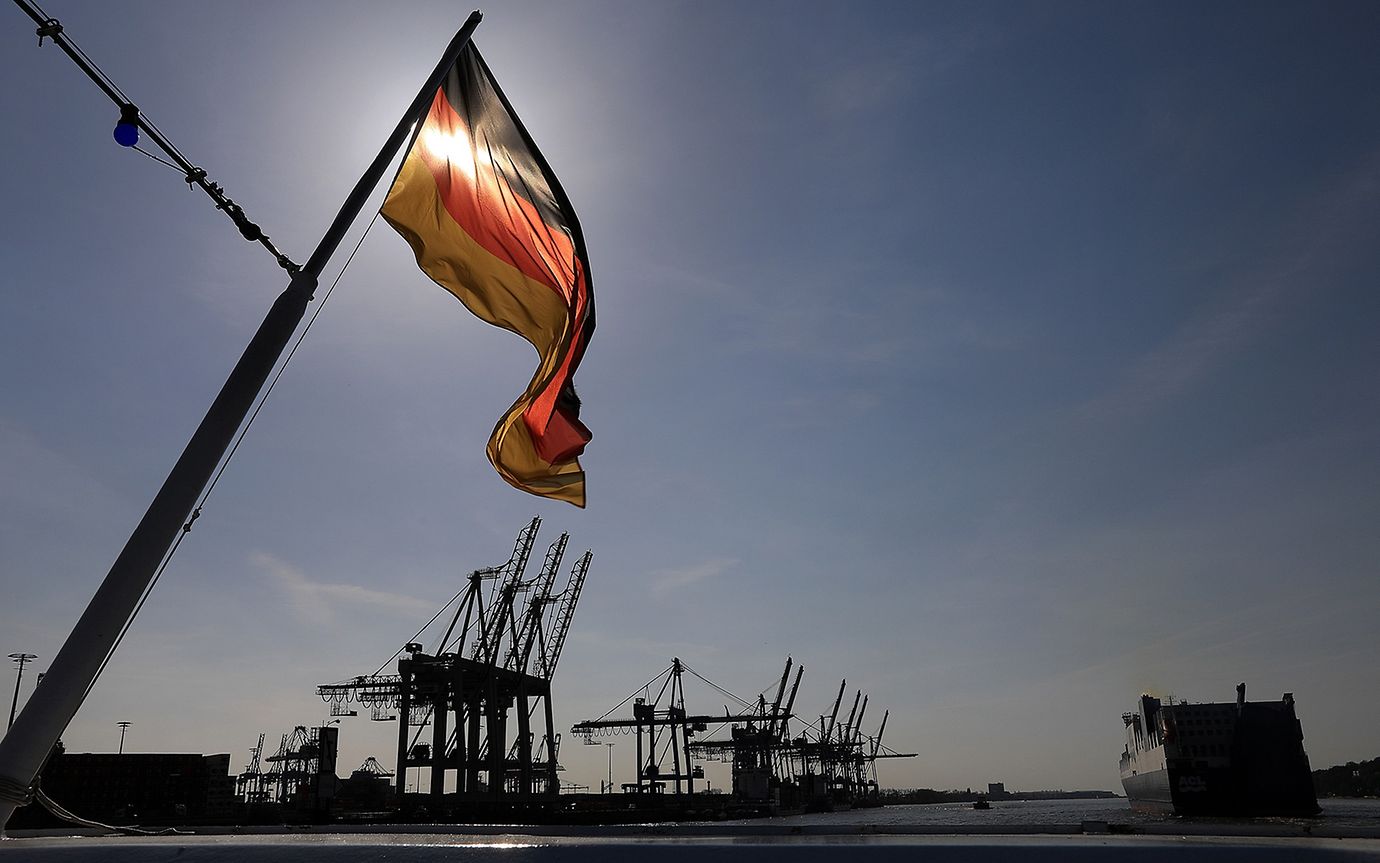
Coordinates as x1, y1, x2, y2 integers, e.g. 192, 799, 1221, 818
0, 10, 482, 832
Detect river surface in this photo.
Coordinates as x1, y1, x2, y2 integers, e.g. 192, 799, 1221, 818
720, 797, 1380, 830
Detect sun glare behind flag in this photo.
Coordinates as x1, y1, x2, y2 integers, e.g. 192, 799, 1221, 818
382, 43, 595, 507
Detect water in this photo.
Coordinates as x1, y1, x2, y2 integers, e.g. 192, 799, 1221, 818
724, 797, 1380, 831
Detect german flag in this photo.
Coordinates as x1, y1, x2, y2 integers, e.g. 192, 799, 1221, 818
382, 43, 594, 507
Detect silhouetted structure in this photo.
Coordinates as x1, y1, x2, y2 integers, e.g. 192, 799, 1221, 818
335, 757, 396, 814
1313, 755, 1380, 798
317, 519, 590, 817
236, 733, 272, 805
574, 657, 915, 814
572, 659, 757, 796
13, 747, 235, 826
264, 724, 339, 818
1120, 683, 1319, 815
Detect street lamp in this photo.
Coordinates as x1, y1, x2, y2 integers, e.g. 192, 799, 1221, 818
117, 721, 131, 754
606, 742, 615, 794
7, 653, 37, 729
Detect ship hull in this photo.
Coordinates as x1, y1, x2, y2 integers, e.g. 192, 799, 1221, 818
1120, 767, 1172, 813
1122, 763, 1298, 816
1122, 764, 1318, 816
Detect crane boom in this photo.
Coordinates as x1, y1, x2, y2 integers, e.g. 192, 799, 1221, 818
477, 517, 539, 665
780, 664, 804, 739
767, 657, 792, 736
842, 690, 861, 745
825, 679, 846, 742
853, 695, 869, 747
539, 549, 590, 680
510, 533, 567, 673
872, 710, 889, 759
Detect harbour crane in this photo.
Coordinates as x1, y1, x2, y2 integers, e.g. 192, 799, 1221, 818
571, 658, 760, 796
237, 733, 272, 804
315, 519, 593, 812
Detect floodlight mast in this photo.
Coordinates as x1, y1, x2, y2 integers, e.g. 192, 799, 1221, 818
0, 8, 484, 833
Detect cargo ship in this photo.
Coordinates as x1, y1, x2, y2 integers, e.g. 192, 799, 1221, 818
1119, 683, 1319, 816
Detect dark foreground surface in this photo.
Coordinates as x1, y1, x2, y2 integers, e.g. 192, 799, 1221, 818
3, 832, 1380, 862
5, 799, 1380, 860
728, 797, 1380, 831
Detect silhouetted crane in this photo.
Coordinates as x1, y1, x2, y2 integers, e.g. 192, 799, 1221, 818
315, 519, 592, 813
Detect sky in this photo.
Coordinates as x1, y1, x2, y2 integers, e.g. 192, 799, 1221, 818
1, 0, 1378, 796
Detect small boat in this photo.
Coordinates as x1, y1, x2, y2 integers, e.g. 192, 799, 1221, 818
972, 795, 991, 810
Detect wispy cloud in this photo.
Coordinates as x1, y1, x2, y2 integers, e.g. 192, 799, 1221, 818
253, 552, 434, 625
0, 421, 126, 522
1076, 147, 1380, 424
650, 557, 738, 596
813, 25, 992, 118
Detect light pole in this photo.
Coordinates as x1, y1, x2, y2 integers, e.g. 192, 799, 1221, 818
606, 742, 615, 794
7, 653, 37, 729
117, 721, 131, 754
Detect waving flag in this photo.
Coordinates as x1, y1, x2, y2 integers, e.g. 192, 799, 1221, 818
382, 43, 594, 507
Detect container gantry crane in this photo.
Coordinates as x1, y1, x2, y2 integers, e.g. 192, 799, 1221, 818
571, 658, 761, 796
315, 519, 592, 813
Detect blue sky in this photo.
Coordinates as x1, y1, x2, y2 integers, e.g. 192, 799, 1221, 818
2, 0, 1377, 794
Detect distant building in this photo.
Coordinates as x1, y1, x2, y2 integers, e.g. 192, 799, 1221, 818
13, 749, 236, 826
334, 765, 395, 815
988, 782, 1007, 797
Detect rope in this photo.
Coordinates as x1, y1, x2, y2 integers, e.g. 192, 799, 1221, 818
680, 660, 753, 709
589, 665, 673, 724
130, 145, 183, 173
34, 786, 188, 836
376, 588, 467, 676
84, 213, 383, 699
5, 768, 186, 835
0, 774, 33, 807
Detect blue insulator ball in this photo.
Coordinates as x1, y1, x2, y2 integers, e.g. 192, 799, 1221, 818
113, 122, 139, 147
